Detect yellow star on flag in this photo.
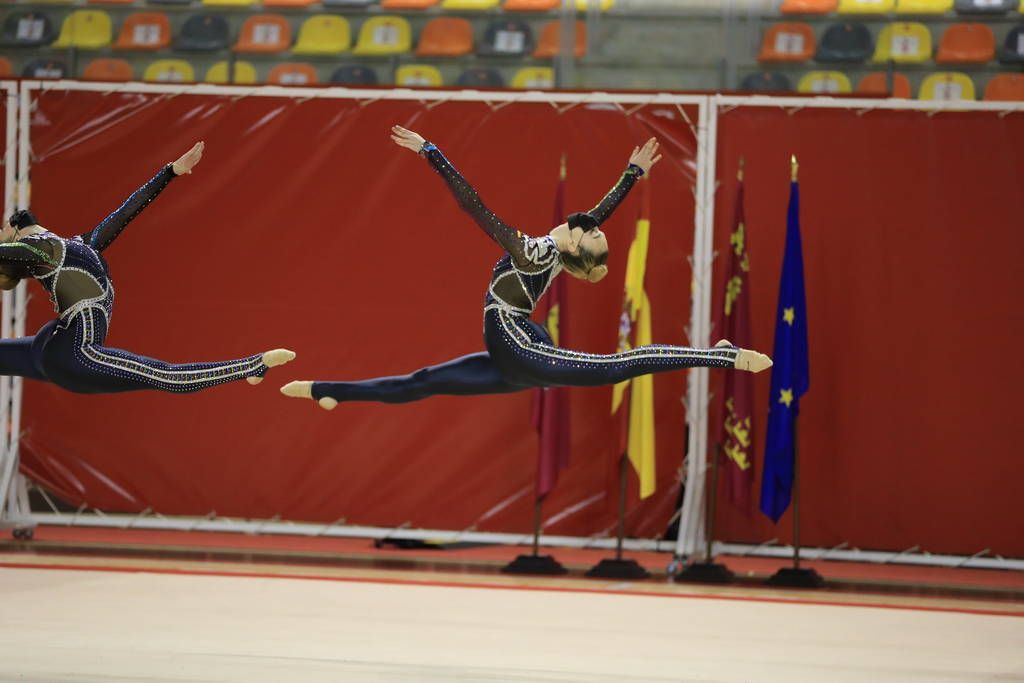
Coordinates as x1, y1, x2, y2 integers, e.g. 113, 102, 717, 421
779, 388, 794, 408
783, 307, 795, 325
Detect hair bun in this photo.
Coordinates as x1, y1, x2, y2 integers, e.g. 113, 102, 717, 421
567, 212, 599, 232
586, 265, 608, 283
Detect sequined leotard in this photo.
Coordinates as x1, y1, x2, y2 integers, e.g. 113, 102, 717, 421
311, 144, 737, 404
0, 165, 268, 393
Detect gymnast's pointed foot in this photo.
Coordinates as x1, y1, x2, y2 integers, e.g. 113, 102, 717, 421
734, 348, 773, 374
280, 380, 338, 411
248, 349, 297, 385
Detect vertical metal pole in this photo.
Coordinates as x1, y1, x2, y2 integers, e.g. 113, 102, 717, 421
792, 415, 801, 569
704, 445, 721, 562
0, 83, 16, 524
615, 454, 627, 561
557, 0, 576, 90
531, 498, 542, 556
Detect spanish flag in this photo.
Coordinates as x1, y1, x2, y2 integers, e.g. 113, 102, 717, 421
611, 182, 656, 499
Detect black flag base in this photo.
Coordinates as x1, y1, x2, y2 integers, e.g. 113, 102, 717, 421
585, 558, 651, 580
675, 561, 735, 584
501, 554, 568, 575
766, 566, 824, 588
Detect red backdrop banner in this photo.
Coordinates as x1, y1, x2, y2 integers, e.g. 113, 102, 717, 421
17, 92, 699, 539
709, 107, 1024, 557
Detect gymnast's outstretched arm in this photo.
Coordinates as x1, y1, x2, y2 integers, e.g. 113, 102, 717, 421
587, 137, 661, 226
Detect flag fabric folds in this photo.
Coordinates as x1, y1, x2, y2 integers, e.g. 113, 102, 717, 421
760, 171, 810, 522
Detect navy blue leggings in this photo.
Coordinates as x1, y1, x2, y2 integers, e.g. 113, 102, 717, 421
312, 308, 737, 403
0, 308, 266, 394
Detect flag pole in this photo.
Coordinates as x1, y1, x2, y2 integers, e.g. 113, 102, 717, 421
767, 155, 823, 589
586, 452, 650, 579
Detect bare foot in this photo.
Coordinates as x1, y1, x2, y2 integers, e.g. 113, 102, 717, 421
248, 349, 296, 385
280, 381, 337, 411
715, 339, 734, 348
734, 349, 773, 373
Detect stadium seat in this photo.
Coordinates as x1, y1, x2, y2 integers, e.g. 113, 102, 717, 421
873, 23, 933, 63
322, 0, 377, 6
0, 58, 10, 77
396, 64, 443, 86
175, 14, 230, 51
740, 71, 793, 92
150, 0, 193, 5
758, 23, 816, 62
512, 66, 554, 89
53, 10, 112, 49
143, 59, 194, 82
534, 20, 586, 58
457, 67, 505, 87
268, 62, 317, 85
89, 0, 135, 5
114, 13, 171, 51
353, 16, 412, 55
382, 0, 440, 7
781, 0, 838, 11
983, 73, 1024, 100
293, 16, 350, 54
895, 0, 952, 12
838, 0, 895, 12
83, 57, 133, 81
479, 19, 534, 57
235, 15, 291, 53
954, 0, 1016, 13
575, 0, 613, 9
797, 70, 853, 92
0, 12, 57, 48
264, 0, 318, 7
816, 22, 873, 62
935, 23, 994, 63
416, 17, 473, 57
203, 0, 256, 6
441, 0, 500, 8
997, 25, 1024, 63
503, 0, 559, 9
330, 65, 378, 84
22, 59, 67, 79
919, 72, 976, 100
205, 60, 257, 84
857, 71, 913, 96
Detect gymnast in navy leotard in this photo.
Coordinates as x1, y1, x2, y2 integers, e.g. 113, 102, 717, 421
281, 126, 770, 410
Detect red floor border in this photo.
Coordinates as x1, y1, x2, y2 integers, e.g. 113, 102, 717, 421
4, 560, 1023, 619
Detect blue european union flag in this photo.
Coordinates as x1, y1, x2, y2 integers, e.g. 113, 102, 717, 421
760, 177, 810, 523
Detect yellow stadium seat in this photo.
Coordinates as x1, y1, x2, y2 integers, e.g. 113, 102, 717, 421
919, 72, 976, 100
575, 0, 613, 9
895, 0, 952, 11
873, 23, 933, 62
205, 60, 258, 84
202, 0, 257, 6
143, 59, 194, 83
352, 16, 411, 55
440, 0, 499, 8
395, 64, 442, 86
52, 10, 112, 49
512, 66, 554, 89
838, 0, 895, 12
294, 16, 350, 54
797, 70, 853, 93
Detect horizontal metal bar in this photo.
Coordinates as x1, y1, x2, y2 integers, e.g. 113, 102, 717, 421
713, 94, 1024, 114
714, 542, 1024, 572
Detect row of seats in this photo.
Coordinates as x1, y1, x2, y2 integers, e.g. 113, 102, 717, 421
760, 21, 1024, 64
0, 0, 603, 8
743, 69, 1024, 100
7, 56, 556, 86
0, 11, 585, 57
780, 0, 1023, 15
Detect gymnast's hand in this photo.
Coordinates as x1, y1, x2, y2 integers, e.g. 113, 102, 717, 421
629, 137, 662, 175
391, 125, 427, 153
172, 141, 205, 176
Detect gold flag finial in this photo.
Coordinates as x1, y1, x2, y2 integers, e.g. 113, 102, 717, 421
560, 153, 567, 181
738, 156, 745, 182
790, 154, 799, 182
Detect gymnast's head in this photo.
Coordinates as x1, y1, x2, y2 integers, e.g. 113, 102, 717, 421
2, 210, 38, 243
552, 212, 609, 283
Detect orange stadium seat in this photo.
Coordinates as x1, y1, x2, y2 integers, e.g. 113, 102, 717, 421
83, 57, 133, 80
234, 14, 291, 53
758, 23, 816, 62
857, 71, 913, 97
781, 0, 839, 12
0, 57, 11, 77
935, 22, 995, 63
416, 17, 473, 57
114, 12, 171, 50
268, 62, 318, 85
533, 20, 585, 58
983, 73, 1024, 100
